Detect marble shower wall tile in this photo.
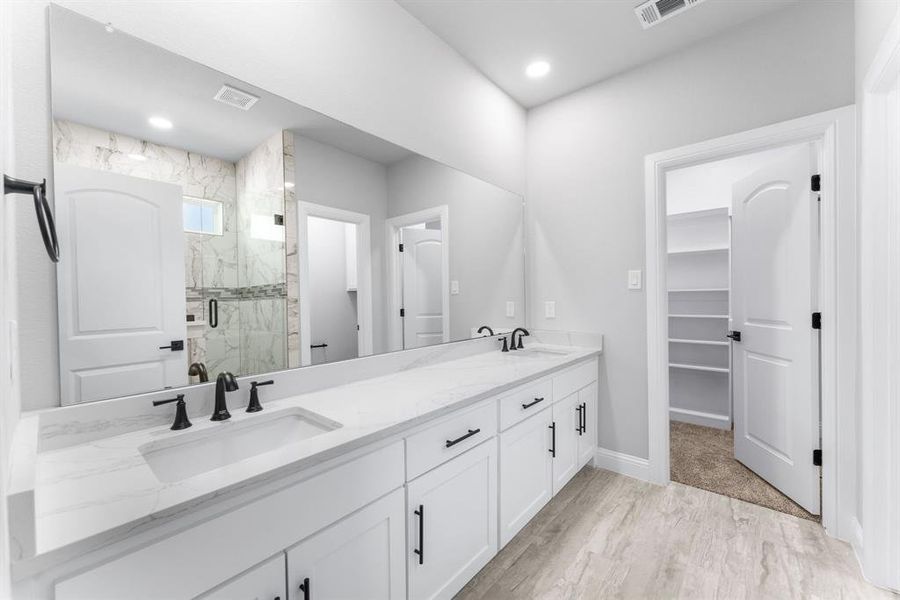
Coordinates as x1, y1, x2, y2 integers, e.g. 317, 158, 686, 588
282, 131, 300, 369
239, 298, 287, 375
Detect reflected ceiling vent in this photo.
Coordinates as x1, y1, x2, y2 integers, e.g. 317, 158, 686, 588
635, 0, 706, 29
213, 84, 260, 111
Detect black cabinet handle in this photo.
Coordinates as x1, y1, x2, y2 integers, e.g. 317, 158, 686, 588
414, 504, 424, 565
521, 397, 544, 410
580, 402, 587, 434
299, 577, 310, 600
445, 428, 480, 448
576, 404, 583, 435
549, 422, 556, 457
209, 298, 218, 328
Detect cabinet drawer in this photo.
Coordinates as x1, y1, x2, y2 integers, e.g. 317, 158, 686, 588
553, 359, 598, 402
498, 378, 553, 431
406, 402, 497, 480
197, 554, 286, 600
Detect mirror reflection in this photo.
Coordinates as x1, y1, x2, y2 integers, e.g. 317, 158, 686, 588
50, 6, 525, 405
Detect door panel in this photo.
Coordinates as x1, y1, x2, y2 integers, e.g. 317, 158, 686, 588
731, 146, 820, 514
55, 164, 187, 404
551, 392, 580, 494
286, 489, 405, 600
499, 408, 553, 547
577, 382, 598, 467
402, 228, 444, 349
198, 554, 286, 600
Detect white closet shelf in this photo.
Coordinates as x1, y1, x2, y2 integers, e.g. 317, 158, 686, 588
667, 288, 729, 293
669, 363, 729, 374
667, 246, 729, 257
669, 338, 729, 346
668, 314, 729, 319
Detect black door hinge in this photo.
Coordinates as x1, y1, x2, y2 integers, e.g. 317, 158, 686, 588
812, 312, 822, 330
813, 449, 822, 466
811, 174, 821, 192
399, 243, 404, 252
400, 308, 405, 317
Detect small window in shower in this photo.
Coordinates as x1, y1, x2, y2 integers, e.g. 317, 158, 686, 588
183, 197, 223, 235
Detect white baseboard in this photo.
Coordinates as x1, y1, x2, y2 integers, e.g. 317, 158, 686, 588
669, 407, 731, 430
593, 447, 651, 482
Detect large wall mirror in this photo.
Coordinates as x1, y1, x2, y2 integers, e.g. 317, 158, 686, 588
49, 6, 525, 405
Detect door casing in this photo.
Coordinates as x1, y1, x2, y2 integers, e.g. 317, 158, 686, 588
643, 106, 857, 542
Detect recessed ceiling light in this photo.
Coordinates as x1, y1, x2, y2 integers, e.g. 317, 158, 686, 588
284, 181, 295, 189
127, 153, 147, 162
148, 116, 173, 130
526, 60, 551, 79
104, 23, 115, 33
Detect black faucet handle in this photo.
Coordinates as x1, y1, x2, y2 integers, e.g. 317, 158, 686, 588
152, 394, 192, 430
247, 380, 274, 413
500, 336, 509, 352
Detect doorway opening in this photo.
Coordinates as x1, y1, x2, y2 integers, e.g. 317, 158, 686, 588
386, 206, 450, 351
298, 202, 373, 366
665, 143, 820, 521
644, 107, 857, 539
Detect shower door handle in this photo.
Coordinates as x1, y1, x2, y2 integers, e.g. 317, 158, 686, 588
209, 298, 218, 328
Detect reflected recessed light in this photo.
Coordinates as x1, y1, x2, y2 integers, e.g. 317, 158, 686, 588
284, 181, 295, 189
148, 116, 173, 130
127, 153, 147, 162
526, 60, 551, 79
104, 23, 115, 33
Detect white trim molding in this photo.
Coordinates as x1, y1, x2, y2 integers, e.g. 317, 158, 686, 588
643, 106, 857, 543
593, 448, 651, 483
858, 7, 900, 592
669, 407, 730, 430
385, 206, 451, 352
297, 202, 373, 367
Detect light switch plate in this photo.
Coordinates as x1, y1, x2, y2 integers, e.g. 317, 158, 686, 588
450, 280, 460, 295
545, 301, 556, 319
506, 301, 515, 318
628, 270, 643, 290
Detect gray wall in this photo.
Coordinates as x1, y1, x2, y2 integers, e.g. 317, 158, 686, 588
387, 155, 525, 339
526, 1, 855, 459
292, 134, 390, 355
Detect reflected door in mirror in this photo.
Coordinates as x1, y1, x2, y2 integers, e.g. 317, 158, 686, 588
55, 164, 188, 404
402, 227, 444, 349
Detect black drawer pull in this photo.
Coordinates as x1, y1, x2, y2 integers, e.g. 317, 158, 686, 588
549, 422, 556, 457
521, 397, 545, 410
414, 504, 425, 564
299, 577, 310, 600
580, 402, 587, 434
445, 428, 480, 448
576, 404, 583, 435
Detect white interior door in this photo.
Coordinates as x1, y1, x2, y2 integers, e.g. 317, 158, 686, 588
402, 228, 444, 349
55, 164, 187, 405
731, 146, 820, 514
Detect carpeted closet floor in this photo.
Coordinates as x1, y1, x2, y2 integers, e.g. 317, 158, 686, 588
670, 421, 819, 522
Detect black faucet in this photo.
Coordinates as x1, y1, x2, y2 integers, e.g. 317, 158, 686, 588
499, 336, 510, 352
152, 394, 192, 430
188, 362, 209, 383
510, 327, 530, 350
477, 325, 494, 336
212, 372, 239, 421
247, 380, 274, 413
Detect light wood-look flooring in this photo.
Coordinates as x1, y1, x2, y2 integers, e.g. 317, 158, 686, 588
456, 467, 895, 600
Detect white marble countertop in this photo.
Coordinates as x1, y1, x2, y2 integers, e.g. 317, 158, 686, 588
19, 343, 599, 574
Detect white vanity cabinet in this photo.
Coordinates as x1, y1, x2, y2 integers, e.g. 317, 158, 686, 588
407, 439, 498, 600
498, 407, 554, 547
198, 555, 286, 600
286, 489, 406, 600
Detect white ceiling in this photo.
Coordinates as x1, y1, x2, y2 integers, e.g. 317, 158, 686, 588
51, 6, 411, 165
397, 0, 801, 108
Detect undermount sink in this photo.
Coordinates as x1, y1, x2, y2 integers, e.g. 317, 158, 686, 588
139, 408, 341, 483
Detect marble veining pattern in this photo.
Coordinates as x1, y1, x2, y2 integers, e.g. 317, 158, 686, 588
283, 131, 301, 368
20, 345, 599, 573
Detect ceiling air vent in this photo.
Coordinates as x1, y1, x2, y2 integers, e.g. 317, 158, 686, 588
635, 0, 706, 30
213, 84, 260, 111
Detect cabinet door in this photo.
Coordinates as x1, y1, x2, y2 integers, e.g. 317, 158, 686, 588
286, 488, 406, 600
498, 407, 554, 548
198, 554, 286, 600
577, 382, 598, 467
551, 392, 580, 494
407, 439, 498, 600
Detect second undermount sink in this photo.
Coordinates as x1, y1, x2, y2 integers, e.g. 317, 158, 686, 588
139, 408, 341, 483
